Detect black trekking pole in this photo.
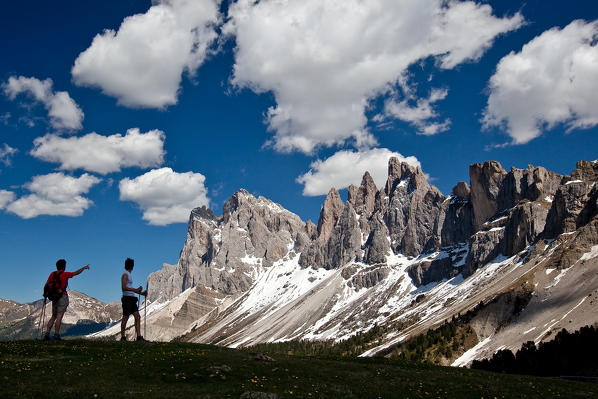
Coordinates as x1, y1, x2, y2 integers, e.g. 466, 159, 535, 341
144, 282, 148, 339
137, 289, 141, 331
39, 298, 47, 339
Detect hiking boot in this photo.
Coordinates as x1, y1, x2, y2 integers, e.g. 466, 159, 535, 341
136, 336, 147, 342
43, 333, 50, 341
53, 334, 62, 341
120, 336, 127, 341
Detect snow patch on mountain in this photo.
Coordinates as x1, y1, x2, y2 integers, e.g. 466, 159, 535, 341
579, 245, 598, 262
452, 336, 493, 367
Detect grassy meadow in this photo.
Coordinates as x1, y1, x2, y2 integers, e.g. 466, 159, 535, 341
0, 339, 596, 398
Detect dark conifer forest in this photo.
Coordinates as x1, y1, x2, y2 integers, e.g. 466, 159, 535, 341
471, 325, 598, 377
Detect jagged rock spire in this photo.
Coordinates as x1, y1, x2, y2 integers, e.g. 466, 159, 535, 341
317, 188, 344, 241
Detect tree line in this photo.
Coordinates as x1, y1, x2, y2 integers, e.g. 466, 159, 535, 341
387, 305, 483, 364
246, 301, 488, 361
471, 325, 598, 376
246, 324, 388, 358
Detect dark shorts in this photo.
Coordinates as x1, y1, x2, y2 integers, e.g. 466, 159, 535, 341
121, 296, 138, 316
51, 295, 69, 316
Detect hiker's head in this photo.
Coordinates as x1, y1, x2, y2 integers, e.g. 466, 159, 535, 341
56, 259, 66, 270
125, 258, 134, 271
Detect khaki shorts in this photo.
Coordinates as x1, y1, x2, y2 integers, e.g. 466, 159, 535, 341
51, 295, 69, 316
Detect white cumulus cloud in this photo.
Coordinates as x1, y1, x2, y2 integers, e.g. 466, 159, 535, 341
0, 144, 17, 167
3, 76, 84, 131
30, 128, 165, 175
225, 0, 523, 153
5, 173, 101, 219
0, 190, 15, 209
383, 86, 451, 136
296, 148, 421, 196
72, 0, 221, 108
119, 168, 209, 225
484, 19, 598, 144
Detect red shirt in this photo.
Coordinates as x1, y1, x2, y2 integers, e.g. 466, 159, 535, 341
46, 271, 75, 296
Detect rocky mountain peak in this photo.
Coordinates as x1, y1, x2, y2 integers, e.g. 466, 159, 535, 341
503, 164, 562, 204
382, 158, 445, 257
387, 156, 404, 179
571, 160, 598, 183
385, 158, 431, 196
469, 162, 563, 232
347, 171, 377, 222
191, 205, 217, 221
452, 182, 471, 200
148, 188, 312, 303
120, 157, 598, 365
221, 189, 252, 223
158, 157, 591, 300
317, 188, 344, 241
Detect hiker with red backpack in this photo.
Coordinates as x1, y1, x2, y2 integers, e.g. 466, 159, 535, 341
43, 259, 90, 341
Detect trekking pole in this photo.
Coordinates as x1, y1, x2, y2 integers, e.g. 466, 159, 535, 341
137, 289, 143, 340
144, 282, 148, 339
39, 298, 47, 339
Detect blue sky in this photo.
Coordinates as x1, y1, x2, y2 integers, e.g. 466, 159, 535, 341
1, 0, 597, 304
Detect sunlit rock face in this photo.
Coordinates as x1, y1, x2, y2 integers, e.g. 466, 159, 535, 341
148, 189, 312, 303
125, 159, 598, 367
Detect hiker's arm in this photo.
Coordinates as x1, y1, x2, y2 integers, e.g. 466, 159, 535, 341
72, 265, 90, 276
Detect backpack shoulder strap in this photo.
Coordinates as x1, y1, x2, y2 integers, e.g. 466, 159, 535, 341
53, 270, 64, 289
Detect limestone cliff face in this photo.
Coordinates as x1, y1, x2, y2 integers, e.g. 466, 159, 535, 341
149, 158, 597, 304
300, 159, 446, 270
130, 158, 598, 363
469, 162, 562, 232
441, 182, 473, 246
148, 190, 311, 302
469, 161, 508, 232
382, 159, 445, 257
295, 157, 567, 281
458, 162, 566, 277
347, 171, 377, 237
504, 201, 551, 255
316, 188, 344, 242
298, 188, 350, 270
544, 161, 598, 238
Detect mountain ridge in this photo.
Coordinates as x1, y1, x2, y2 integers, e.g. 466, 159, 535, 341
0, 290, 121, 340
92, 158, 598, 365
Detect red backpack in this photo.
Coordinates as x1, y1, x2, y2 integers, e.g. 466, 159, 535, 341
43, 271, 64, 301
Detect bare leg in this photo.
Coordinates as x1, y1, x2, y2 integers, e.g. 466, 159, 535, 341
54, 312, 64, 335
121, 314, 130, 338
46, 315, 56, 334
133, 311, 141, 337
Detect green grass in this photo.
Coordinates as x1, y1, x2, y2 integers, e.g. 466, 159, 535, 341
0, 340, 596, 399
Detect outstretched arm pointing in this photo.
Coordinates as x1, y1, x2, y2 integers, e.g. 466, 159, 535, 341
73, 265, 90, 276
